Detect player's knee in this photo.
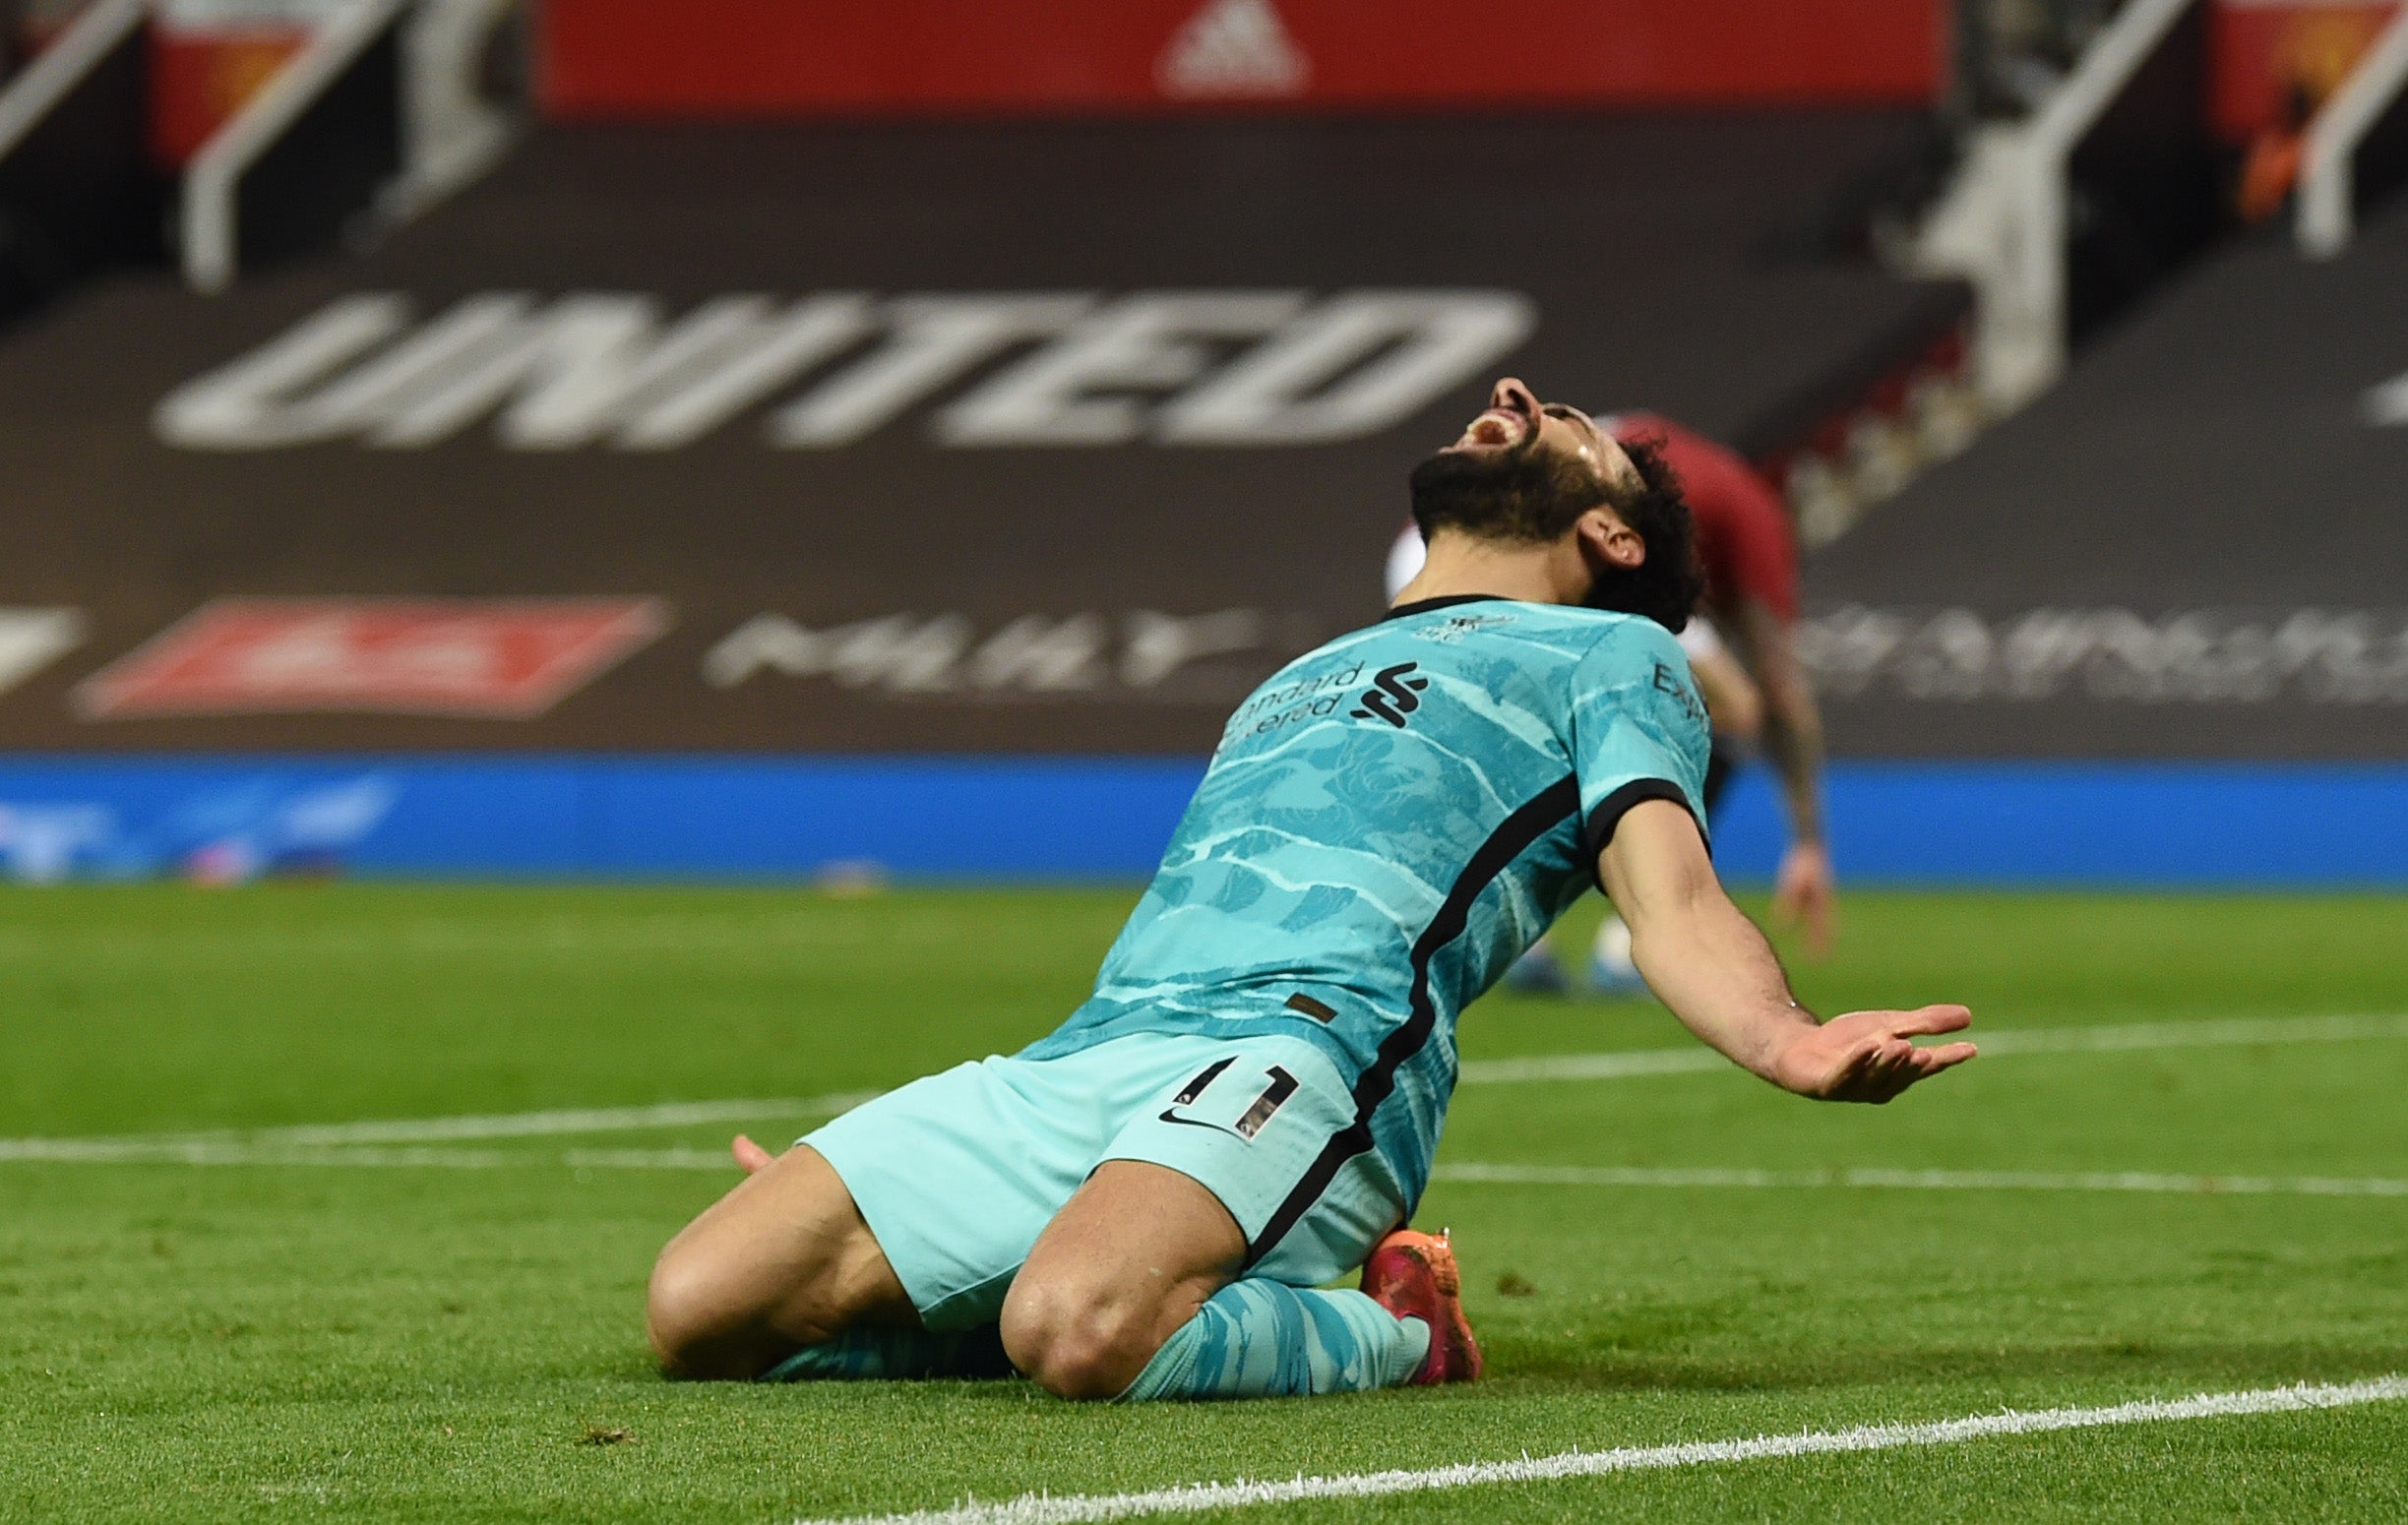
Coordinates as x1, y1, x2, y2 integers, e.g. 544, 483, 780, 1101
646, 1241, 827, 1382
645, 1245, 743, 1378
999, 1272, 1162, 1401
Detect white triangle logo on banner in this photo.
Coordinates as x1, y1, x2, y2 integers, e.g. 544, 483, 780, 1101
1156, 0, 1311, 99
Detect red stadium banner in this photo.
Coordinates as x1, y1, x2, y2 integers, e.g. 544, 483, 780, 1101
2208, 0, 2399, 143
75, 599, 668, 720
147, 23, 310, 168
540, 0, 1946, 118
143, 2, 325, 169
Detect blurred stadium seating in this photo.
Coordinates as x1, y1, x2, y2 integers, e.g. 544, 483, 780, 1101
0, 0, 2399, 883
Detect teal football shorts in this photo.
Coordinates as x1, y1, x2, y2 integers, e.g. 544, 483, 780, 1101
800, 1031, 1408, 1330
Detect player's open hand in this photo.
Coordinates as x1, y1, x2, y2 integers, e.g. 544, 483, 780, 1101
1769, 1005, 1975, 1103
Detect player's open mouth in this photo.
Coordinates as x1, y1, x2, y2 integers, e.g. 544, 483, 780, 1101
1451, 407, 1530, 451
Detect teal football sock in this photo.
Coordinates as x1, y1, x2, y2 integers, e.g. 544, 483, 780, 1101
1119, 1278, 1430, 1401
759, 1323, 1014, 1382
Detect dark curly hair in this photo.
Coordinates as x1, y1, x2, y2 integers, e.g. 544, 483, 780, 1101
1407, 431, 1703, 634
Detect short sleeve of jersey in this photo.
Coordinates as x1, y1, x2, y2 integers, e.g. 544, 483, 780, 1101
1565, 620, 1713, 871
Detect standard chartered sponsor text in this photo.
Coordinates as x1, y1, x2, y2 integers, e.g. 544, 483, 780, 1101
1800, 605, 2408, 704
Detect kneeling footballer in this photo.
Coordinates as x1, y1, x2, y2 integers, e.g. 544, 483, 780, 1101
646, 376, 1976, 1402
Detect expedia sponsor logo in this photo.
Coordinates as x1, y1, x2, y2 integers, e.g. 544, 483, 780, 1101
156, 289, 1535, 453
1653, 660, 1707, 728
1350, 661, 1430, 728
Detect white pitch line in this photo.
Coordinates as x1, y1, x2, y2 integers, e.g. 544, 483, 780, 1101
0, 1089, 876, 1162
1457, 1047, 1723, 1081
1973, 1011, 2408, 1056
563, 1147, 739, 1171
799, 1376, 2408, 1525
0, 1141, 802, 1171
8, 1146, 2405, 1196
1454, 1011, 2408, 1084
1433, 1163, 2408, 1198
6, 1011, 2403, 1166
232, 1089, 879, 1145
0, 1139, 529, 1168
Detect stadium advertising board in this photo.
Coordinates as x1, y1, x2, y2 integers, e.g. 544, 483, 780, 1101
147, 0, 329, 167
1801, 606, 2408, 709
0, 115, 1960, 761
540, 0, 1945, 119
153, 290, 1537, 453
73, 598, 667, 720
25, 114, 2392, 883
1807, 200, 2408, 764
2207, 0, 2400, 142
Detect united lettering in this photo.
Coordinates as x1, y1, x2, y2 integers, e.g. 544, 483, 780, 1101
154, 289, 1536, 453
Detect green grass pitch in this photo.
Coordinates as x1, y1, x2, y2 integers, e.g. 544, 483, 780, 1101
2, 884, 2405, 1522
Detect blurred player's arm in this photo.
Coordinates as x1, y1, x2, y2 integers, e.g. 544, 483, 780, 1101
1596, 799, 1971, 1103
1728, 594, 1835, 951
1686, 642, 1762, 746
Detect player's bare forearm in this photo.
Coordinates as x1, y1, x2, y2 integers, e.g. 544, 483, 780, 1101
1633, 882, 1814, 1082
1597, 800, 1975, 1103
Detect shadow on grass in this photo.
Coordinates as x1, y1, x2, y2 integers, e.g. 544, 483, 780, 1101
613, 1339, 2408, 1416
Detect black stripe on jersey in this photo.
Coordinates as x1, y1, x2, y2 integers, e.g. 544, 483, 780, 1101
1244, 772, 1582, 1268
1581, 777, 1704, 889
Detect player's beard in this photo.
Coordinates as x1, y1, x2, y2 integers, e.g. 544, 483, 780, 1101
1406, 447, 1563, 543
1409, 447, 1691, 631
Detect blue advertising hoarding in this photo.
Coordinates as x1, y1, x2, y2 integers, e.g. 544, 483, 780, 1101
0, 756, 2399, 886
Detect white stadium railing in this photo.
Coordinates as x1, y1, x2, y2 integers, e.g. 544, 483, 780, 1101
184, 0, 520, 292
2297, 5, 2408, 260
385, 0, 520, 225
0, 0, 146, 163
182, 0, 412, 294
1, 0, 519, 296
1910, 0, 2202, 414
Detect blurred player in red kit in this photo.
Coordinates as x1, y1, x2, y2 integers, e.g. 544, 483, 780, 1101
1388, 410, 1833, 989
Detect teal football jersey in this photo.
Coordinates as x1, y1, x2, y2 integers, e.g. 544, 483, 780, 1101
1019, 594, 1711, 1249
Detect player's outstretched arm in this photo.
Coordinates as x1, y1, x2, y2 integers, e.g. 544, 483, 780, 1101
1596, 800, 1974, 1104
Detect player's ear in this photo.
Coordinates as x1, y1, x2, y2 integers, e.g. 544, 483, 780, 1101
1576, 506, 1645, 572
